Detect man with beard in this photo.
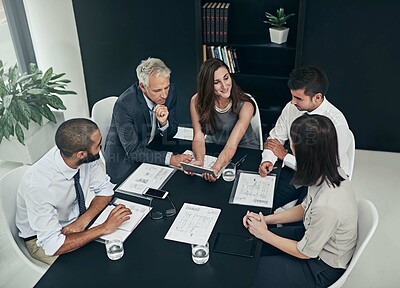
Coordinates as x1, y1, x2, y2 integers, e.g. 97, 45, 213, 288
104, 57, 192, 184
258, 66, 352, 210
16, 118, 132, 264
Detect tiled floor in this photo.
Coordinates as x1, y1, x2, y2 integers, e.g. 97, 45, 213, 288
0, 149, 399, 287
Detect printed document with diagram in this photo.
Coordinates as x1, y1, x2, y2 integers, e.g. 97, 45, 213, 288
164, 203, 221, 245
116, 163, 176, 197
229, 170, 276, 208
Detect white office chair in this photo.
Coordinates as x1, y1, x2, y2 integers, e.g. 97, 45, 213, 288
91, 96, 118, 168
0, 165, 49, 274
347, 130, 355, 181
91, 96, 118, 152
328, 199, 379, 288
245, 93, 263, 150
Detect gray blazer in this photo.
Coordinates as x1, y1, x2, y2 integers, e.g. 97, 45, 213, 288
104, 82, 178, 183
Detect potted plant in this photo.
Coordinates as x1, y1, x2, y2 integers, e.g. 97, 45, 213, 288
0, 60, 76, 163
264, 7, 295, 44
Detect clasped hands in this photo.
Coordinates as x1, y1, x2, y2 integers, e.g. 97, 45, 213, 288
243, 211, 269, 241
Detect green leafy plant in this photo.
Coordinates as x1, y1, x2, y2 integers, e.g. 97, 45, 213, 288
264, 7, 295, 28
0, 60, 76, 145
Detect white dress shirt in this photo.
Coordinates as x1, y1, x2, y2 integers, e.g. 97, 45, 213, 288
143, 94, 172, 165
16, 147, 114, 256
261, 98, 351, 176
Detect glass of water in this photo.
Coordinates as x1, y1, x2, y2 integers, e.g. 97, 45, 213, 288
191, 242, 209, 264
222, 162, 236, 182
105, 239, 124, 260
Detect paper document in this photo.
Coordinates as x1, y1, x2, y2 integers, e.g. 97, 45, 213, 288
116, 163, 175, 197
229, 171, 276, 208
164, 203, 221, 245
90, 198, 150, 242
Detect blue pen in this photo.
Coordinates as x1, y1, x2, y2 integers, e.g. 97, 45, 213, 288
109, 201, 118, 207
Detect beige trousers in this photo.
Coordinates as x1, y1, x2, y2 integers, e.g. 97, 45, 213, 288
25, 238, 58, 265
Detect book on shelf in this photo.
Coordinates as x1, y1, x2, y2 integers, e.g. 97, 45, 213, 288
225, 46, 235, 73
206, 2, 212, 44
202, 2, 230, 45
232, 47, 240, 73
202, 3, 209, 44
210, 3, 217, 43
215, 3, 222, 43
222, 3, 230, 43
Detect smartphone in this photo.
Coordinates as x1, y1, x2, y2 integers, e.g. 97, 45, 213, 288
142, 188, 169, 199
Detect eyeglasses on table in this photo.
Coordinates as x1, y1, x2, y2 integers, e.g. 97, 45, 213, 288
149, 195, 177, 220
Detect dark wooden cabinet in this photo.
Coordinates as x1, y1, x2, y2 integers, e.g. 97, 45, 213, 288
200, 0, 306, 134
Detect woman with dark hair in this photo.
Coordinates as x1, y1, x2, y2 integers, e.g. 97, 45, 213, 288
189, 58, 259, 181
243, 114, 357, 287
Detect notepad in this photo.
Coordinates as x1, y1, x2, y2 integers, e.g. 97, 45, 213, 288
90, 198, 150, 242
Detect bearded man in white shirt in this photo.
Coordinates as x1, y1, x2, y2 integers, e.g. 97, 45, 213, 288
16, 118, 132, 265
259, 66, 352, 210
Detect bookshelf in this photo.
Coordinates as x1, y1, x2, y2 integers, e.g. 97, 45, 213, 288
200, 0, 306, 134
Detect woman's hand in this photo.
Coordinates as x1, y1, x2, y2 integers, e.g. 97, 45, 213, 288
203, 167, 219, 182
243, 211, 269, 241
183, 159, 203, 176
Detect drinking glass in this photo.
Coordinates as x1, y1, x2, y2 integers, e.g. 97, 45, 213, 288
191, 242, 209, 264
222, 162, 236, 182
105, 239, 124, 260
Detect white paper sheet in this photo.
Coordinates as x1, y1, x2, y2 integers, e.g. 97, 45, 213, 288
90, 198, 150, 242
231, 172, 275, 208
164, 203, 221, 245
116, 163, 175, 196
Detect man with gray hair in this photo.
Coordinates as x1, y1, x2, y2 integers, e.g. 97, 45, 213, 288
104, 57, 192, 184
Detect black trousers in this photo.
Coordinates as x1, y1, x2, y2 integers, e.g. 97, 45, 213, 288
272, 167, 308, 211
253, 226, 345, 288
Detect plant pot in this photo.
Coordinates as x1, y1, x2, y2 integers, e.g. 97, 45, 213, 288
0, 111, 65, 164
269, 27, 289, 44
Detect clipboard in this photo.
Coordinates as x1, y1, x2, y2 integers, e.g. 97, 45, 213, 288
212, 232, 256, 258
228, 170, 276, 208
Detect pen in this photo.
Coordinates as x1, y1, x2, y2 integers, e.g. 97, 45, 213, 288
109, 201, 118, 207
235, 154, 248, 167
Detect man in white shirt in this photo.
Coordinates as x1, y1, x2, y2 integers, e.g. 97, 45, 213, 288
16, 118, 132, 265
259, 67, 351, 209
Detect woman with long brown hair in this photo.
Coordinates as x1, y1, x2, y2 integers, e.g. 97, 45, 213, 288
243, 114, 357, 287
189, 58, 259, 181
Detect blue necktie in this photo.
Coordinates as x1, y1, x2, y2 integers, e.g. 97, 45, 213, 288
73, 170, 86, 216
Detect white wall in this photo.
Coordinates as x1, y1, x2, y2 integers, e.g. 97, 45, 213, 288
23, 0, 89, 119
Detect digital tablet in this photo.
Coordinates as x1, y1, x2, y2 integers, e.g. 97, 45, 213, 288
212, 232, 256, 258
180, 162, 217, 178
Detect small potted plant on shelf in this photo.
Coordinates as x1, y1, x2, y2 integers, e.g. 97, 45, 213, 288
0, 60, 76, 163
264, 7, 295, 44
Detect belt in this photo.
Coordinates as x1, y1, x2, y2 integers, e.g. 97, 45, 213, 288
23, 235, 37, 242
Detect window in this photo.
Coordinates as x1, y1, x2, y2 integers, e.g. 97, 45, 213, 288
1, 0, 35, 71
0, 0, 17, 68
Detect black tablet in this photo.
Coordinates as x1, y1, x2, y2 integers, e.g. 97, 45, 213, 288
212, 232, 256, 258
180, 162, 217, 178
